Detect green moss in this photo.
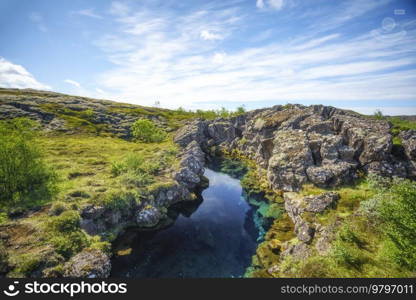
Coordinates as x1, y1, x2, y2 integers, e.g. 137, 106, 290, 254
43, 210, 89, 259
86, 236, 112, 255
45, 210, 81, 233
9, 253, 41, 277
0, 212, 9, 225
219, 159, 248, 179
97, 190, 138, 210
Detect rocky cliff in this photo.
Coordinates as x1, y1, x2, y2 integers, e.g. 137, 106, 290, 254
175, 104, 415, 192
174, 104, 416, 274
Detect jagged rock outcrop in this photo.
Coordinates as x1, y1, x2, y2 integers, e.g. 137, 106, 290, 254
283, 192, 339, 243
400, 130, 416, 160
175, 104, 415, 192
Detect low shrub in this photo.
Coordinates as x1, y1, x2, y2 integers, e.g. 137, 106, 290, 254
49, 201, 68, 216
98, 191, 137, 211
44, 210, 89, 258
9, 253, 40, 277
86, 236, 111, 255
131, 119, 167, 143
45, 210, 81, 233
0, 118, 57, 209
49, 231, 89, 259
377, 178, 416, 270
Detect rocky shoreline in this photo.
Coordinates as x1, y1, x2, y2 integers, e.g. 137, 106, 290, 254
65, 141, 208, 277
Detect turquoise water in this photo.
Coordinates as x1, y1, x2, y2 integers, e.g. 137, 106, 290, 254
111, 168, 266, 278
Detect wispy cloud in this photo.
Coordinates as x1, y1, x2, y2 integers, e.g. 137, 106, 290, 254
64, 79, 81, 88
256, 0, 265, 9
0, 57, 50, 90
29, 12, 47, 32
200, 30, 224, 41
256, 0, 285, 10
109, 1, 130, 17
72, 8, 103, 19
88, 1, 415, 111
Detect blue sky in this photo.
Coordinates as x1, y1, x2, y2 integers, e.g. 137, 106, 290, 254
0, 0, 415, 115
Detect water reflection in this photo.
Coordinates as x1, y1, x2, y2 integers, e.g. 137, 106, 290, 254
111, 169, 259, 278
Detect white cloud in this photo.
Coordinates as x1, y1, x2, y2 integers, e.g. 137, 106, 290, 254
109, 1, 130, 16
268, 0, 284, 10
256, 0, 284, 10
73, 9, 102, 19
256, 0, 265, 9
88, 1, 416, 112
0, 57, 50, 90
64, 79, 81, 88
200, 30, 223, 41
346, 106, 416, 116
293, 34, 340, 50
212, 52, 227, 64
29, 12, 47, 32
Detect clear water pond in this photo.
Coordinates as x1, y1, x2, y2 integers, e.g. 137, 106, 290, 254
111, 168, 269, 278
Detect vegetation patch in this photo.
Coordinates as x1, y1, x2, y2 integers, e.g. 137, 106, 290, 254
0, 118, 58, 212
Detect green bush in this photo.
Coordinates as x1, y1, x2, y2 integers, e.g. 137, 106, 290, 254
378, 178, 416, 270
86, 236, 111, 255
10, 253, 40, 276
110, 161, 126, 176
131, 119, 167, 143
45, 210, 81, 233
49, 231, 89, 259
99, 191, 137, 210
49, 201, 68, 216
44, 210, 89, 259
0, 118, 57, 208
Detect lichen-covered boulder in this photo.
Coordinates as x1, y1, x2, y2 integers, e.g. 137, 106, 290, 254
63, 249, 111, 278
284, 192, 339, 243
304, 192, 340, 213
135, 206, 162, 228
268, 129, 314, 191
306, 162, 356, 187
174, 141, 206, 189
174, 120, 207, 148
400, 130, 416, 161
207, 121, 236, 144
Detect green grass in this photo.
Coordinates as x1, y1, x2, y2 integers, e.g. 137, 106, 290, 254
388, 117, 416, 145
250, 176, 416, 278
0, 130, 181, 277
37, 133, 178, 206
